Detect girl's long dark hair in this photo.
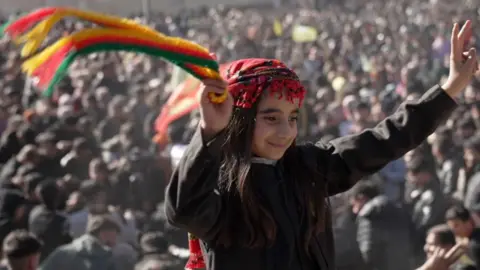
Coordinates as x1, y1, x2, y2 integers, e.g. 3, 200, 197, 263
215, 97, 328, 252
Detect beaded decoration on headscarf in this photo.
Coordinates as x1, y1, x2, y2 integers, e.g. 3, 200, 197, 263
224, 58, 306, 108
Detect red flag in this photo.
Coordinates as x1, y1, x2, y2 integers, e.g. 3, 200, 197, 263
153, 64, 229, 145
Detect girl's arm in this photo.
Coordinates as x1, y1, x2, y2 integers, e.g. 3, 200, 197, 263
309, 85, 457, 196
164, 128, 224, 241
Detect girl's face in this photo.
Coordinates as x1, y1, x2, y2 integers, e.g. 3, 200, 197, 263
252, 91, 300, 160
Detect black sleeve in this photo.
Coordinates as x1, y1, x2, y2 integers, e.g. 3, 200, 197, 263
305, 85, 458, 196
164, 128, 224, 241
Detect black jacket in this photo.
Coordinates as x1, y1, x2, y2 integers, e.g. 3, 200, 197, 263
356, 195, 412, 270
29, 205, 72, 262
165, 85, 457, 270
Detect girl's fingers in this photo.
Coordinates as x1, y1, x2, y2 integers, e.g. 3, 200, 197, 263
451, 23, 461, 62
458, 20, 472, 52
203, 79, 227, 89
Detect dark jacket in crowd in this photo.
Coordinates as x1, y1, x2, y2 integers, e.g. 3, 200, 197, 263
333, 207, 366, 270
408, 180, 448, 255
39, 234, 116, 270
464, 172, 480, 211
29, 205, 72, 261
0, 189, 26, 248
356, 195, 412, 270
165, 85, 457, 270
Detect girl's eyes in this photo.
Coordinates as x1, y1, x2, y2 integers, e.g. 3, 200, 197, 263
289, 116, 298, 122
264, 116, 277, 122
263, 116, 298, 123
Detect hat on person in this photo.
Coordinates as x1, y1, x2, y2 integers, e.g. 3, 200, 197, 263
86, 215, 121, 235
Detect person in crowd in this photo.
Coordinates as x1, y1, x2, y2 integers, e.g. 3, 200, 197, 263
0, 190, 27, 251
445, 205, 480, 267
165, 20, 476, 269
431, 129, 461, 198
28, 180, 72, 262
405, 155, 449, 262
350, 182, 412, 270
0, 230, 42, 270
135, 232, 184, 270
424, 224, 476, 270
39, 215, 120, 270
455, 134, 480, 202
60, 138, 94, 181
0, 145, 40, 185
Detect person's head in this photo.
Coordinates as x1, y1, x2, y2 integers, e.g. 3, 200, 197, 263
351, 101, 370, 123
223, 59, 306, 161
107, 96, 127, 118
95, 87, 111, 106
2, 230, 42, 270
81, 93, 97, 109
35, 132, 57, 157
446, 205, 475, 238
424, 224, 456, 259
463, 134, 480, 168
458, 117, 476, 140
36, 180, 62, 211
79, 181, 107, 214
77, 117, 93, 132
86, 215, 120, 248
89, 158, 109, 182
120, 122, 135, 142
406, 157, 434, 187
72, 138, 92, 159
350, 182, 380, 214
431, 129, 453, 159
217, 59, 327, 249
140, 232, 169, 257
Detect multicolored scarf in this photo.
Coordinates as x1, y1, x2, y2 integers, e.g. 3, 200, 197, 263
0, 7, 227, 103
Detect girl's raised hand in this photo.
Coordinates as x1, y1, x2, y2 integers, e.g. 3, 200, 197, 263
198, 79, 233, 138
442, 20, 478, 97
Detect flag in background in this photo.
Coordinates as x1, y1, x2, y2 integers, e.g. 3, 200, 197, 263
273, 19, 283, 37
153, 64, 229, 145
153, 74, 201, 145
292, 25, 318, 43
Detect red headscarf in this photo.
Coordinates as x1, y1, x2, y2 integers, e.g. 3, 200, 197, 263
222, 58, 306, 108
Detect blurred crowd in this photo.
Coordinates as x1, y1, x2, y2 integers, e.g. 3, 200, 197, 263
1, 0, 480, 269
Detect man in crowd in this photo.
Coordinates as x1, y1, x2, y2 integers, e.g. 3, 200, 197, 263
445, 205, 480, 268
39, 215, 120, 270
0, 230, 42, 270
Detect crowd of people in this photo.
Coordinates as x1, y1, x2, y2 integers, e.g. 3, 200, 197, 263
0, 0, 479, 269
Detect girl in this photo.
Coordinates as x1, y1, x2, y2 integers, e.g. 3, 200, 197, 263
165, 22, 477, 270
